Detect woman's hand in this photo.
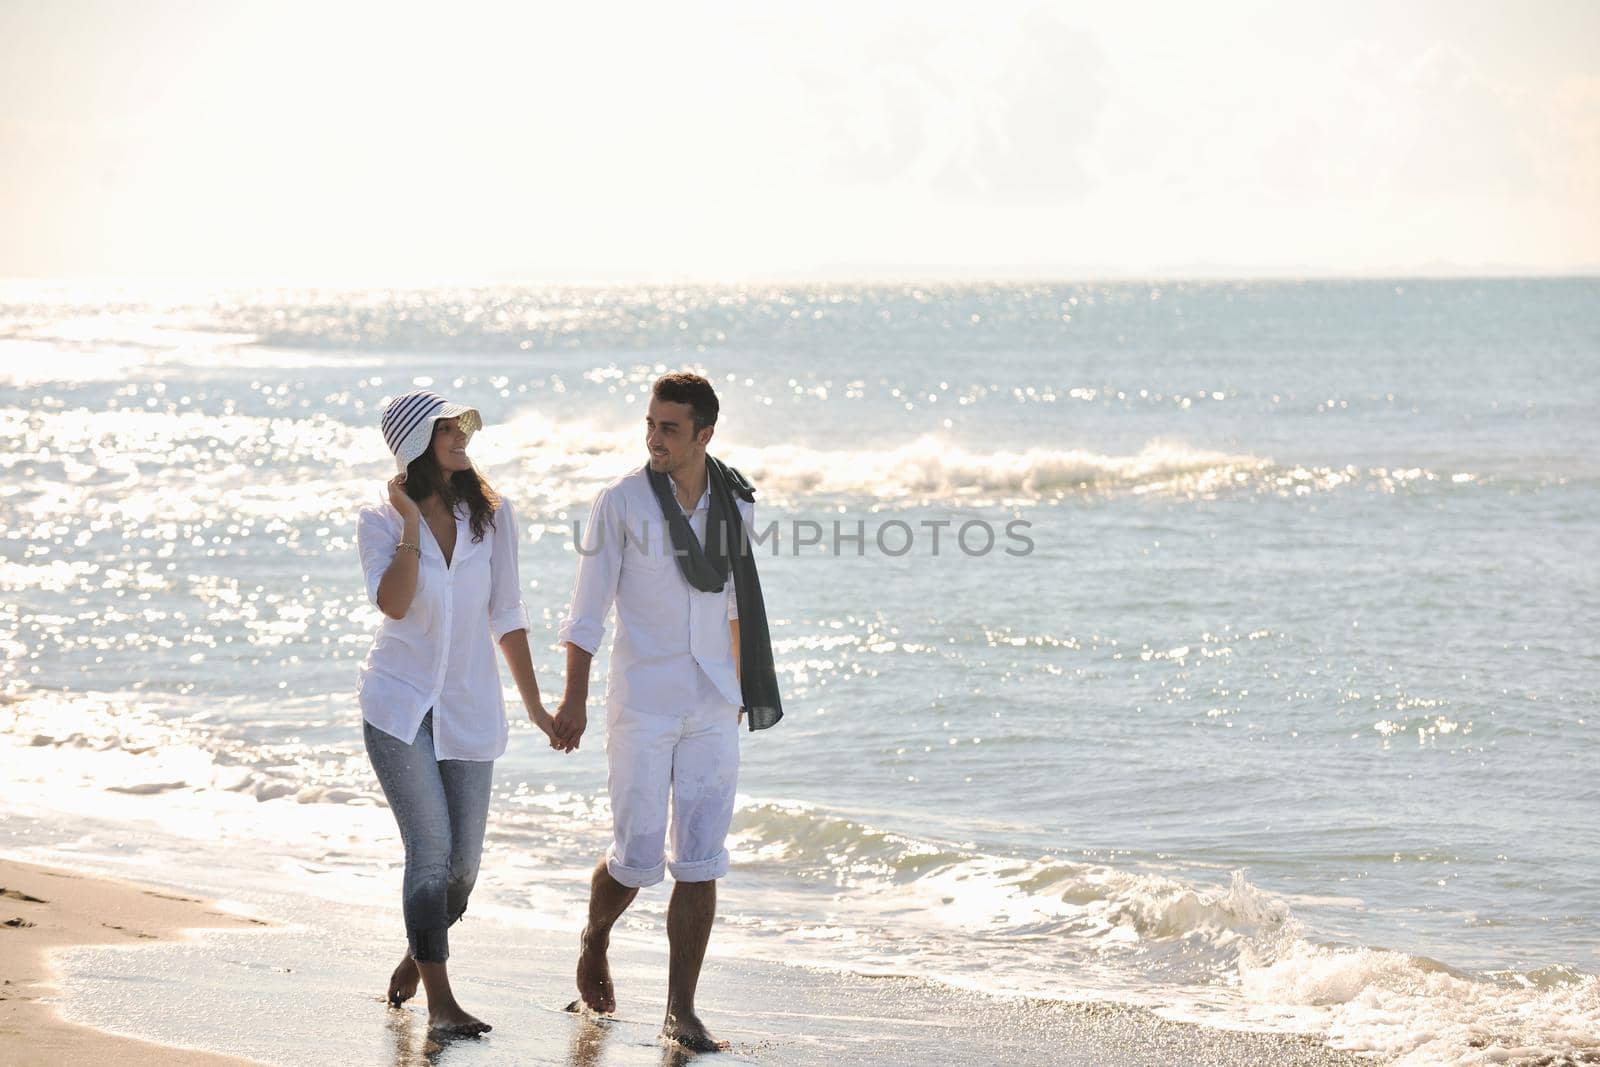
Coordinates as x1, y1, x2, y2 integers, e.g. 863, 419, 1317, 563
387, 474, 421, 522
525, 702, 567, 751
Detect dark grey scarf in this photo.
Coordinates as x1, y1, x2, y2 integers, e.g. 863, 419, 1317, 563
646, 456, 782, 732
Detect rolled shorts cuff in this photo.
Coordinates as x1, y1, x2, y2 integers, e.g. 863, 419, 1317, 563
408, 926, 450, 964
605, 846, 666, 889
668, 849, 729, 883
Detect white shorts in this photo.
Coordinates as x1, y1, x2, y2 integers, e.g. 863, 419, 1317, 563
604, 667, 741, 888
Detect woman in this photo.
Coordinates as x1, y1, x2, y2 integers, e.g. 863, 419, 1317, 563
356, 389, 562, 1036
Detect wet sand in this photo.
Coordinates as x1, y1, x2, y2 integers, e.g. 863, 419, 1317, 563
0, 858, 265, 1066
3, 855, 1372, 1066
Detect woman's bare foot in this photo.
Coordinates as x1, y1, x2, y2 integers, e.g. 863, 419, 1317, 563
575, 926, 617, 1014
387, 953, 420, 1008
662, 1011, 728, 1053
427, 1003, 492, 1037
413, 959, 489, 1037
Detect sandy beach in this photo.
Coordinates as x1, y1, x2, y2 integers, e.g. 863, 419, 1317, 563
0, 858, 264, 1066
0, 855, 1373, 1066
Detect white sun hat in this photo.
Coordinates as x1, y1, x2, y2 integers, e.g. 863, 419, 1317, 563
380, 390, 482, 474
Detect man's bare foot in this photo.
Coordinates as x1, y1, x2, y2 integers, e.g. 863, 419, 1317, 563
576, 927, 617, 1014
427, 1004, 491, 1037
662, 1011, 728, 1053
387, 953, 419, 1008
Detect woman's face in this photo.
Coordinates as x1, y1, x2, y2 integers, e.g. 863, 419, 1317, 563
431, 417, 472, 473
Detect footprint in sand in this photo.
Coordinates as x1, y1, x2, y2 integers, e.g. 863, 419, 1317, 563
0, 888, 48, 903
99, 922, 158, 939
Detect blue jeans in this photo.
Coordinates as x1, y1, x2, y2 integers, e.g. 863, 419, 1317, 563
364, 711, 493, 963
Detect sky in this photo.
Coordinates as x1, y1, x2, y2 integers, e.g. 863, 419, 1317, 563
1, 0, 1596, 282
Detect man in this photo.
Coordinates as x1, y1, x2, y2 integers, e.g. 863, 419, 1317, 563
551, 372, 780, 1053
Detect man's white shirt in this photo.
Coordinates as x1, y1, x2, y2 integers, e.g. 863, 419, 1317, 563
558, 464, 752, 712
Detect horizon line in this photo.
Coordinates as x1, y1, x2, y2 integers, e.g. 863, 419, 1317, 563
2, 264, 1597, 291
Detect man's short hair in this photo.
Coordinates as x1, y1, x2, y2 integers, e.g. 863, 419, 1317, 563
652, 372, 719, 433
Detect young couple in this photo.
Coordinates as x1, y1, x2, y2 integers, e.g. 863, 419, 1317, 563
354, 372, 781, 1052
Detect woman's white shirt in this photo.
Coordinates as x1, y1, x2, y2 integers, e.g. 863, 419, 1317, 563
356, 496, 529, 761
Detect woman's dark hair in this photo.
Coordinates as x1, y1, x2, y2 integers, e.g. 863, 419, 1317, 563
403, 424, 500, 542
652, 372, 719, 433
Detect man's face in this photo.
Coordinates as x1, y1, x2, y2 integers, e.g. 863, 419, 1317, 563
645, 396, 710, 475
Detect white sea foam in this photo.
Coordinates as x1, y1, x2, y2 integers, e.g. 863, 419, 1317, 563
726, 799, 1600, 1062
1240, 941, 1600, 1064
730, 436, 1266, 502
2, 693, 1595, 1063
1, 397, 1474, 549
488, 409, 1467, 507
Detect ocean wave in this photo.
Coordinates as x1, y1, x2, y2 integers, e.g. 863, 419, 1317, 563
732, 436, 1270, 501
1241, 941, 1600, 1064
731, 800, 1293, 956
728, 800, 1600, 1062
4, 403, 1475, 535
7, 693, 1594, 1063
492, 410, 1474, 505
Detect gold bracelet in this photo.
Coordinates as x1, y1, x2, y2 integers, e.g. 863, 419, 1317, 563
396, 541, 422, 558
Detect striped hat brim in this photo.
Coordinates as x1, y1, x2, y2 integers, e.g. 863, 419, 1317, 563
381, 390, 483, 473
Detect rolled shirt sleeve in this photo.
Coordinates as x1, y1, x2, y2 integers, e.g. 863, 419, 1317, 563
356, 505, 400, 607
557, 484, 623, 656
487, 499, 531, 641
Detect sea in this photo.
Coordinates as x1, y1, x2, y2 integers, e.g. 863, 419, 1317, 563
1, 277, 1597, 1064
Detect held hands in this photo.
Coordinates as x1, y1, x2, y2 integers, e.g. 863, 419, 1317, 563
387, 474, 421, 522
525, 702, 573, 752
550, 697, 588, 753
525, 699, 584, 753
